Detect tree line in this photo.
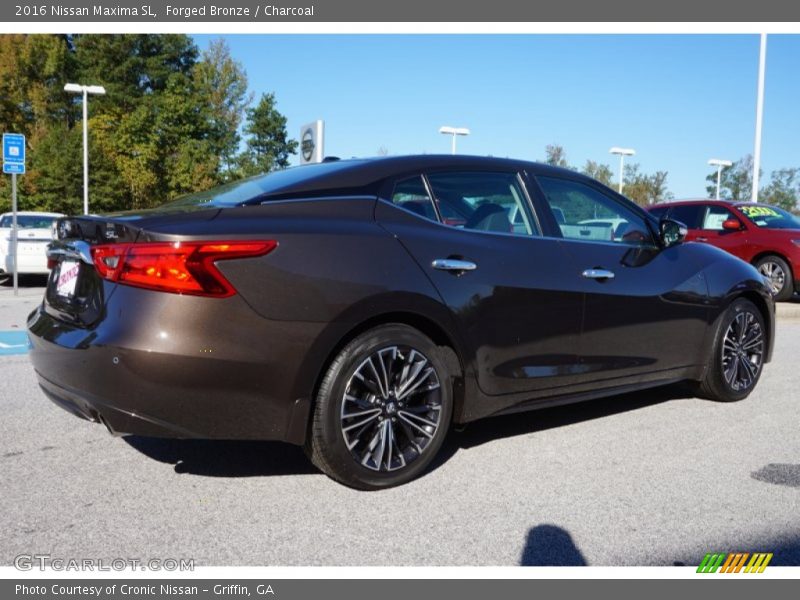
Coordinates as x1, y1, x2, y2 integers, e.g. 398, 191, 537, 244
542, 144, 799, 212
0, 34, 297, 215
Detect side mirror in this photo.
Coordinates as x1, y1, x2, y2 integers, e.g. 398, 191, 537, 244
660, 218, 687, 247
722, 218, 742, 231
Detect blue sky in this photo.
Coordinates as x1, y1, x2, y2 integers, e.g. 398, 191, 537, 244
194, 34, 800, 198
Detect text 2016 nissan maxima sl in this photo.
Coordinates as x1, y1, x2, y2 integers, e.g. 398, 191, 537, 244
28, 155, 775, 489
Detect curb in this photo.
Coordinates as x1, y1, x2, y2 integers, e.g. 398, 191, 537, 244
776, 303, 800, 320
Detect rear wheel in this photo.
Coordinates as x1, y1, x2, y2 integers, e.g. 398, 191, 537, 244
307, 324, 453, 490
755, 255, 794, 301
697, 298, 766, 402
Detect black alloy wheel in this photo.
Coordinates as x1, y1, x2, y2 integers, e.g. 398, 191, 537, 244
697, 298, 766, 402
307, 324, 453, 490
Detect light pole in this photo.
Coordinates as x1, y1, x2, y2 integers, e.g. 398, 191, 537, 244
64, 83, 106, 215
439, 126, 470, 155
752, 33, 767, 203
609, 147, 635, 194
708, 158, 733, 199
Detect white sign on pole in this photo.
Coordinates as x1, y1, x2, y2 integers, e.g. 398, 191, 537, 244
299, 120, 325, 164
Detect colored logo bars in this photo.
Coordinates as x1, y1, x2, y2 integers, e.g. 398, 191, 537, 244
697, 552, 773, 573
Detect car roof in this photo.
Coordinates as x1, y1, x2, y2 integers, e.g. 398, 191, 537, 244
248, 154, 593, 200
649, 198, 732, 208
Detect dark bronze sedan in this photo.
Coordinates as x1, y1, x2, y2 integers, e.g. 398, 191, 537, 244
28, 155, 775, 489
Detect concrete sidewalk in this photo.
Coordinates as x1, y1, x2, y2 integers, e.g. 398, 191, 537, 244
0, 288, 43, 329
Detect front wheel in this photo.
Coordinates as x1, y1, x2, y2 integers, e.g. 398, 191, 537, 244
696, 298, 766, 402
755, 255, 794, 301
307, 324, 453, 490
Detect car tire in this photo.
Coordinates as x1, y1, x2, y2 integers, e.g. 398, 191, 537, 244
696, 298, 766, 402
306, 324, 453, 490
754, 255, 794, 301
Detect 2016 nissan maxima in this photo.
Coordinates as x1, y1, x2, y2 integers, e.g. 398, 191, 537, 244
28, 155, 775, 489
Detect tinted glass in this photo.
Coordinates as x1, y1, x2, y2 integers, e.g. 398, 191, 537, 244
391, 176, 437, 221
426, 171, 538, 236
648, 206, 669, 220
162, 160, 371, 208
701, 205, 735, 230
536, 176, 653, 245
737, 204, 800, 229
0, 215, 58, 229
668, 204, 704, 229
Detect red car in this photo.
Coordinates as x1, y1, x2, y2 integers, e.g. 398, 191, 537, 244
648, 199, 800, 300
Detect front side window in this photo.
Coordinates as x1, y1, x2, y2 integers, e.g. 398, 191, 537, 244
701, 205, 736, 230
425, 171, 538, 236
536, 176, 654, 246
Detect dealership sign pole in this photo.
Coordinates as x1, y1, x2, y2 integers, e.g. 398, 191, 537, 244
3, 132, 25, 296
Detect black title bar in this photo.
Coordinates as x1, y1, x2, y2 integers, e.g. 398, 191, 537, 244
3, 0, 800, 22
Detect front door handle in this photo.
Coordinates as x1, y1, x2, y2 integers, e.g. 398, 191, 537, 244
696, 236, 708, 242
582, 268, 615, 280
432, 258, 477, 273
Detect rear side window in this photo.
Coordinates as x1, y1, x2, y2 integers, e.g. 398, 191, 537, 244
425, 171, 538, 236
536, 176, 654, 246
391, 176, 438, 221
668, 204, 704, 229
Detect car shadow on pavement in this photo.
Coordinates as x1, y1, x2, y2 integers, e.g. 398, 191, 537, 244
0, 274, 48, 288
122, 437, 318, 478
432, 383, 696, 469
520, 524, 588, 566
122, 383, 694, 481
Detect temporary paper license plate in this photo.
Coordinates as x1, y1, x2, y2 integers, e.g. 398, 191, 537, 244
56, 260, 80, 297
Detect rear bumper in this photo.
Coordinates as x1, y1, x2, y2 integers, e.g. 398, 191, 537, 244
27, 287, 319, 444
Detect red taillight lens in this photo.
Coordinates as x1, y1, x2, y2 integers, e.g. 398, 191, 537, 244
91, 240, 277, 297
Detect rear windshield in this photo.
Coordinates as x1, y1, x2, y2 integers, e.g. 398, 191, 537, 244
0, 215, 58, 229
162, 160, 369, 208
737, 205, 800, 229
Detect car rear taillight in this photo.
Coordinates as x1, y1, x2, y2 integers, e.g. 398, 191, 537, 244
90, 240, 277, 297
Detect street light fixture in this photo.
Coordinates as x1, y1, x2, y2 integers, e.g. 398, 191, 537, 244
609, 147, 636, 194
64, 83, 106, 215
708, 158, 733, 199
439, 126, 470, 155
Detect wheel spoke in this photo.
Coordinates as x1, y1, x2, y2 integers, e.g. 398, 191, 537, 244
398, 413, 435, 439
342, 410, 381, 433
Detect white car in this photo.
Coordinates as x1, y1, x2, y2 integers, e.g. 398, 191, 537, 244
0, 211, 64, 279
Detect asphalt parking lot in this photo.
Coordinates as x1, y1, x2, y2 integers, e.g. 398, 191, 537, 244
1, 281, 799, 567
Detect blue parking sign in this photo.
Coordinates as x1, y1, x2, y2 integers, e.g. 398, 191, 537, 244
3, 133, 26, 165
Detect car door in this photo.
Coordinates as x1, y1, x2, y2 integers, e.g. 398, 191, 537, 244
694, 203, 750, 261
531, 174, 710, 381
376, 170, 584, 401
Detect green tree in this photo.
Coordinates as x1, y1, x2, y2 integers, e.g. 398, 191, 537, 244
194, 39, 251, 179
705, 155, 758, 202
622, 164, 673, 206
544, 143, 569, 168
238, 92, 297, 177
761, 168, 799, 212
582, 160, 614, 187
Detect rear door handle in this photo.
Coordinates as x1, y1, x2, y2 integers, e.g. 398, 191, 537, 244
696, 236, 708, 242
581, 268, 615, 280
432, 258, 477, 272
